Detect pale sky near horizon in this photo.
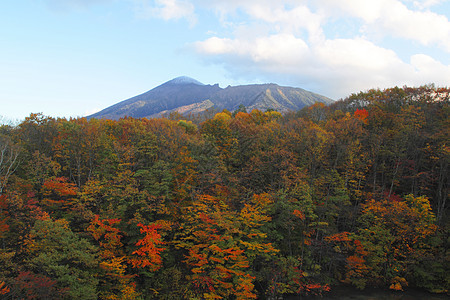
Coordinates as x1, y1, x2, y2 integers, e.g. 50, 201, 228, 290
1, 0, 449, 122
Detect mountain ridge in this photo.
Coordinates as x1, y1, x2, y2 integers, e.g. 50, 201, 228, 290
88, 76, 333, 120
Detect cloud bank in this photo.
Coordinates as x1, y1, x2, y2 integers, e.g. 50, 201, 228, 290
191, 1, 449, 98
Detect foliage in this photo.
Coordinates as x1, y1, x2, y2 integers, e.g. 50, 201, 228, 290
26, 218, 99, 299
0, 86, 448, 298
173, 193, 277, 299
130, 223, 165, 271
9, 271, 68, 299
348, 194, 438, 290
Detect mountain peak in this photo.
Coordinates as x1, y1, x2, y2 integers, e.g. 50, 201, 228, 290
88, 78, 333, 120
165, 76, 205, 86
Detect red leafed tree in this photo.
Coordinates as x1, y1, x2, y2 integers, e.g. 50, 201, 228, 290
42, 177, 77, 197
324, 231, 370, 289
293, 209, 305, 221
354, 108, 369, 123
40, 177, 77, 216
87, 215, 122, 257
130, 223, 165, 271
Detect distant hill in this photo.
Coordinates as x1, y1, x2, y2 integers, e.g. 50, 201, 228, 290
88, 76, 333, 120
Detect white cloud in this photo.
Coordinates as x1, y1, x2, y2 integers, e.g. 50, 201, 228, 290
143, 0, 450, 51
318, 0, 450, 51
239, 3, 323, 33
195, 0, 297, 16
310, 39, 417, 97
71, 0, 445, 98
410, 54, 450, 84
154, 0, 195, 21
194, 34, 310, 71
315, 38, 402, 71
187, 0, 449, 97
133, 0, 196, 25
194, 33, 426, 98
380, 1, 450, 51
411, 0, 445, 9
317, 0, 386, 23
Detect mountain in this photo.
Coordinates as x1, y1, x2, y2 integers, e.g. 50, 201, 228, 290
88, 76, 333, 120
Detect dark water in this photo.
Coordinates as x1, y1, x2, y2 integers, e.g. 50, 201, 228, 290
287, 286, 448, 300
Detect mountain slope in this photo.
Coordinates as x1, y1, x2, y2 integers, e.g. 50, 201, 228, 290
88, 77, 221, 120
211, 84, 332, 112
88, 76, 333, 119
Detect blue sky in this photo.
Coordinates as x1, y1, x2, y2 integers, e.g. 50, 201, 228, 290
1, 0, 449, 121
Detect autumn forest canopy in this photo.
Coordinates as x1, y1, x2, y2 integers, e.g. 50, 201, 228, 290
0, 85, 448, 299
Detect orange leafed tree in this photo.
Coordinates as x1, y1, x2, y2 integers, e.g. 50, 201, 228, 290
174, 193, 277, 299
352, 194, 438, 290
0, 281, 9, 296
87, 215, 141, 299
130, 223, 165, 271
293, 209, 305, 221
40, 177, 78, 217
354, 108, 369, 123
87, 215, 122, 257
324, 232, 370, 290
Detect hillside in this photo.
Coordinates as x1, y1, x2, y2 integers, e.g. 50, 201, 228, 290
0, 85, 448, 299
88, 76, 333, 119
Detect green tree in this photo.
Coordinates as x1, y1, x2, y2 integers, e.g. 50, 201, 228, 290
350, 194, 438, 290
26, 218, 99, 299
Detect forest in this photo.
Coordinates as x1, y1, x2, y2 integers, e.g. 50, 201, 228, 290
0, 85, 448, 299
